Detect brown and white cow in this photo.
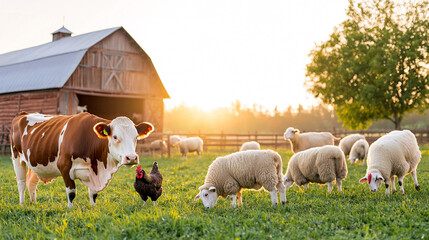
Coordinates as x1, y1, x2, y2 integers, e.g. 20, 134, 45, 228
10, 112, 154, 208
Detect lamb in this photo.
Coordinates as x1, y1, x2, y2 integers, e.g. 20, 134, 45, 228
359, 130, 421, 195
349, 139, 369, 165
179, 136, 203, 160
338, 134, 366, 156
283, 127, 340, 153
283, 145, 348, 193
194, 149, 286, 209
150, 140, 168, 157
169, 135, 181, 146
240, 141, 261, 151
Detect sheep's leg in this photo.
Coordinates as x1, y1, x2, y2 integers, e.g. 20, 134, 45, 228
327, 182, 333, 194
26, 169, 39, 203
153, 201, 156, 206
411, 170, 420, 191
269, 190, 278, 206
390, 177, 397, 194
304, 183, 308, 190
284, 181, 294, 189
385, 181, 390, 195
336, 178, 342, 192
236, 191, 242, 207
298, 185, 301, 190
398, 175, 405, 196
230, 194, 237, 208
198, 151, 202, 160
276, 182, 286, 204
88, 188, 98, 206
12, 156, 27, 205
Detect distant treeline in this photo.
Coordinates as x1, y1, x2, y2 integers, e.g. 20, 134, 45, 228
164, 102, 429, 133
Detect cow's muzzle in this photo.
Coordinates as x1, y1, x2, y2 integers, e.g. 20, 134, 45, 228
123, 154, 139, 165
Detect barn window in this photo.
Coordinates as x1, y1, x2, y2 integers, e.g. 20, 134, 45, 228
102, 52, 124, 91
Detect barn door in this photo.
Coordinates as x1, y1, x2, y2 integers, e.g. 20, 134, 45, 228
102, 52, 124, 91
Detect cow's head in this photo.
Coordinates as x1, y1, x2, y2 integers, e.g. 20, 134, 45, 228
194, 185, 218, 209
93, 117, 154, 166
284, 127, 299, 140
359, 172, 384, 192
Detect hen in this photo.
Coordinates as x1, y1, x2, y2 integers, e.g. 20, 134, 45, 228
134, 162, 163, 206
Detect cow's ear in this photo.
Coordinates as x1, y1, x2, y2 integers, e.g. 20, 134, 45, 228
136, 122, 154, 140
93, 122, 111, 139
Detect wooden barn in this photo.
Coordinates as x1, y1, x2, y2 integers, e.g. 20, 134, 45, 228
0, 26, 169, 134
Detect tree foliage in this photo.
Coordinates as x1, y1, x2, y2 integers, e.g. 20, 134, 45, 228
306, 0, 429, 129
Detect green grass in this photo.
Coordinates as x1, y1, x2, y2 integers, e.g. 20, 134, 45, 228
1, 147, 429, 239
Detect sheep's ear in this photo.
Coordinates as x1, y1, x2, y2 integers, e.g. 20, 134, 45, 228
209, 186, 216, 192
194, 193, 200, 201
293, 129, 299, 134
359, 177, 367, 183
377, 176, 385, 181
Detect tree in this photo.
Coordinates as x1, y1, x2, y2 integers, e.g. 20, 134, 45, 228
306, 0, 429, 129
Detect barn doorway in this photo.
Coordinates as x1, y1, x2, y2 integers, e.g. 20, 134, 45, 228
77, 94, 144, 123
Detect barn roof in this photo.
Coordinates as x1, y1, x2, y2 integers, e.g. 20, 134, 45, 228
0, 27, 121, 94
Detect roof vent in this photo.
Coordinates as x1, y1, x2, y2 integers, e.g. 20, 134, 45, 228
52, 26, 72, 41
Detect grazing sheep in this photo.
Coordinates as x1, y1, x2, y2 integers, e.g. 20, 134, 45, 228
283, 127, 340, 153
283, 145, 348, 193
169, 135, 181, 146
349, 139, 369, 165
179, 137, 203, 160
359, 130, 421, 195
240, 141, 261, 151
339, 134, 366, 156
150, 140, 167, 157
194, 150, 286, 209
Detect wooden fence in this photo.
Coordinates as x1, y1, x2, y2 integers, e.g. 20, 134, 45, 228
138, 129, 429, 158
2, 129, 429, 157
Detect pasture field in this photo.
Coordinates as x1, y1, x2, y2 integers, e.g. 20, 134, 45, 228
1, 147, 429, 239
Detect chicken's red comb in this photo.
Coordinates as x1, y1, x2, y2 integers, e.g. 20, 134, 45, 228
136, 165, 142, 172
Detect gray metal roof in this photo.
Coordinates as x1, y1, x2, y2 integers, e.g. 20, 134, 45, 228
0, 27, 121, 94
52, 26, 72, 34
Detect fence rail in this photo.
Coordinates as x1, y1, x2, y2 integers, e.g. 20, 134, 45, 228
2, 129, 429, 156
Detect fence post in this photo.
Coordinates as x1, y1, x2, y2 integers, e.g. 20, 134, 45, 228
274, 134, 278, 150
167, 133, 171, 159
221, 131, 224, 151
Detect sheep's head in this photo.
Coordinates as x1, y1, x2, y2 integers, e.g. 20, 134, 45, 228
359, 172, 384, 192
349, 156, 357, 165
284, 127, 299, 140
194, 186, 218, 209
283, 176, 294, 189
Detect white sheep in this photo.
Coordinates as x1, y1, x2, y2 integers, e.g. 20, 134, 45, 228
194, 150, 286, 209
349, 139, 369, 165
339, 134, 365, 156
283, 145, 348, 193
359, 130, 421, 195
283, 127, 340, 153
179, 137, 203, 160
169, 135, 181, 146
150, 140, 168, 157
240, 141, 261, 151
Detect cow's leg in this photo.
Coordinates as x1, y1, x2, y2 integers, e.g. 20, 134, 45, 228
88, 188, 98, 206
26, 169, 39, 203
12, 156, 27, 205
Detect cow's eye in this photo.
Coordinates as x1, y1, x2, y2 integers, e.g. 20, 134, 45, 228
113, 135, 120, 143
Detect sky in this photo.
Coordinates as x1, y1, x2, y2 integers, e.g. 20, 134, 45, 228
0, 0, 349, 112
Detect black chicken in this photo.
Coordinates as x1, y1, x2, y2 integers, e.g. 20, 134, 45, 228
134, 162, 163, 206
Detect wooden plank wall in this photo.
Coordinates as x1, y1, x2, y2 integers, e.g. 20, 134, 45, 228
0, 91, 58, 130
